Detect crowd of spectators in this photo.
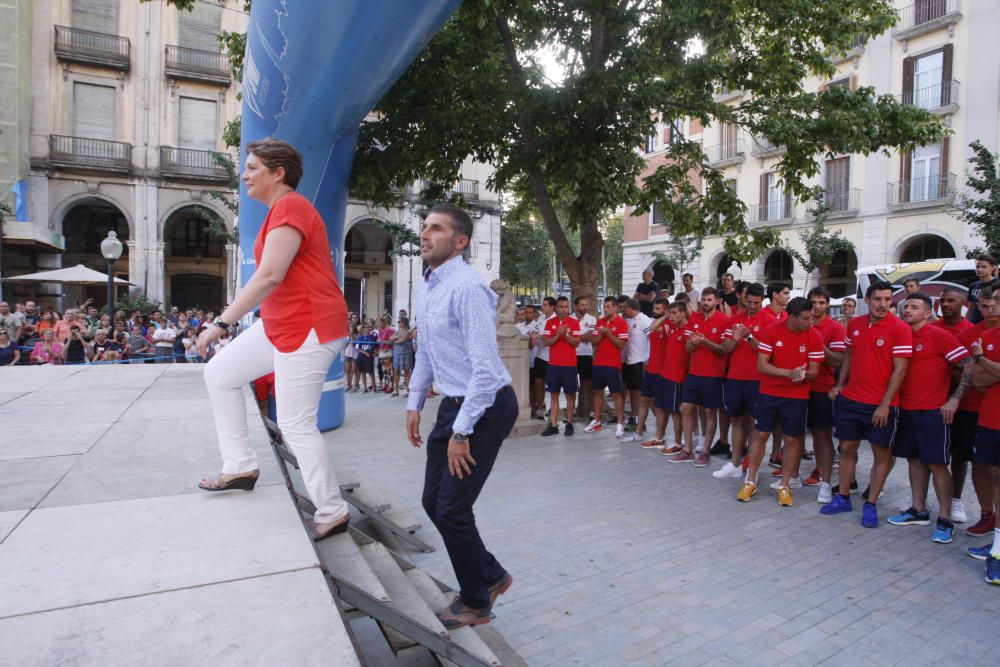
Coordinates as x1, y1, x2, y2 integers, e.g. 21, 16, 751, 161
343, 309, 415, 395
0, 299, 230, 366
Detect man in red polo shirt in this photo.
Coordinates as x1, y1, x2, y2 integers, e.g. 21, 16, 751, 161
930, 286, 976, 524
657, 301, 691, 456
887, 292, 971, 543
584, 296, 629, 436
821, 281, 912, 528
714, 282, 768, 479
638, 298, 671, 448
541, 296, 581, 437
737, 297, 823, 506
672, 288, 728, 466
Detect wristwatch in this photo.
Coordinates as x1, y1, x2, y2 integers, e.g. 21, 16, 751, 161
452, 432, 468, 443
213, 318, 232, 332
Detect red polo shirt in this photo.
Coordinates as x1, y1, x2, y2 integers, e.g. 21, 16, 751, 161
684, 311, 728, 378
810, 316, 847, 393
957, 321, 995, 412
899, 324, 968, 410
723, 309, 770, 381
761, 306, 788, 324
594, 315, 628, 369
544, 316, 581, 367
646, 321, 669, 375
660, 324, 691, 384
756, 322, 825, 399
977, 327, 1000, 429
842, 314, 913, 407
931, 318, 973, 336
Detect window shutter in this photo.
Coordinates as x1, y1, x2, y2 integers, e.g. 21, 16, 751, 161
178, 2, 222, 52
850, 75, 858, 91
73, 83, 115, 140
902, 56, 915, 105
940, 137, 950, 190
72, 0, 118, 34
899, 150, 913, 203
784, 188, 792, 219
179, 98, 218, 150
759, 173, 769, 221
941, 44, 953, 105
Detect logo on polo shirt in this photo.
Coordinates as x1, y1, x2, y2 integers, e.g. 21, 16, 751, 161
876, 338, 885, 347
989, 343, 995, 351
799, 345, 806, 353
712, 327, 718, 333
853, 330, 860, 336
776, 341, 784, 347
916, 343, 924, 352
753, 326, 760, 332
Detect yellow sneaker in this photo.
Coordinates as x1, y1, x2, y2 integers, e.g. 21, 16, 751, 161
777, 486, 793, 507
736, 481, 757, 502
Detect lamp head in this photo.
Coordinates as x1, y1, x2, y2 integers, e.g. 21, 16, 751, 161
101, 230, 123, 261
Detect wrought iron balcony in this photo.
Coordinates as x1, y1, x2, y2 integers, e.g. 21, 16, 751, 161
820, 188, 862, 216
828, 34, 866, 64
164, 45, 232, 85
751, 137, 785, 159
49, 135, 132, 173
160, 147, 234, 183
748, 198, 795, 226
451, 178, 480, 203
900, 79, 960, 114
888, 173, 955, 208
704, 140, 746, 168
54, 26, 130, 70
892, 0, 962, 40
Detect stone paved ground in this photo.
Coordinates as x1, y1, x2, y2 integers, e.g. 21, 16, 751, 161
331, 392, 999, 666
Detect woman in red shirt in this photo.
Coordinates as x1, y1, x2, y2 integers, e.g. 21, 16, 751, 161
196, 138, 351, 541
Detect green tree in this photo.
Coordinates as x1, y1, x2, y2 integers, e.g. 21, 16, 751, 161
784, 194, 856, 292
652, 225, 704, 285
951, 141, 1000, 258
601, 213, 624, 296
500, 218, 552, 299
376, 219, 421, 258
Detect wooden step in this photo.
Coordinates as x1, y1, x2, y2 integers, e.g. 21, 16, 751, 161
359, 542, 448, 638
315, 533, 390, 604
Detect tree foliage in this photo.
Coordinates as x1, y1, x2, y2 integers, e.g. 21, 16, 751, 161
602, 214, 624, 295
376, 219, 421, 258
951, 141, 1000, 258
500, 218, 552, 298
652, 224, 704, 280
784, 195, 856, 291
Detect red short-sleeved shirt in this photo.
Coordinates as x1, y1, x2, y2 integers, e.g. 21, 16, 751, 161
253, 192, 348, 352
756, 322, 825, 399
899, 324, 968, 410
976, 327, 1000, 429
723, 309, 771, 381
957, 322, 994, 412
809, 316, 847, 393
594, 315, 629, 368
660, 324, 691, 384
842, 314, 913, 407
761, 307, 788, 324
646, 323, 669, 375
544, 316, 581, 367
684, 311, 728, 378
931, 318, 974, 336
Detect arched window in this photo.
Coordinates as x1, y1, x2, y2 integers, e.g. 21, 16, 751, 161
650, 261, 675, 294
823, 249, 858, 298
765, 249, 794, 283
345, 228, 367, 264
899, 235, 956, 262
165, 207, 224, 258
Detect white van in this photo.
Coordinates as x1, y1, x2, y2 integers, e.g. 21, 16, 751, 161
854, 258, 977, 315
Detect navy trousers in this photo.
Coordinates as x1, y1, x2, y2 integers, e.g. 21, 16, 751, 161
422, 385, 518, 609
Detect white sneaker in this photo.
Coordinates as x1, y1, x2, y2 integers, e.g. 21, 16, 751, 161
817, 482, 833, 504
712, 462, 742, 479
951, 498, 968, 523
621, 432, 638, 442
770, 477, 802, 490
615, 424, 626, 438
584, 419, 603, 433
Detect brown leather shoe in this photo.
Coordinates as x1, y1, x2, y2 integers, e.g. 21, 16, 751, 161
436, 598, 493, 630
488, 573, 513, 606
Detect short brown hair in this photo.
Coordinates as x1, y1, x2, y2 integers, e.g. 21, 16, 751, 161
246, 138, 304, 189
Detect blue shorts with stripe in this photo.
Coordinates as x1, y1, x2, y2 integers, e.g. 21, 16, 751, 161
724, 379, 759, 417
754, 393, 808, 437
545, 364, 578, 395
592, 365, 624, 394
681, 374, 724, 409
834, 395, 899, 448
972, 425, 1000, 467
640, 372, 660, 398
654, 377, 683, 413
807, 391, 835, 430
893, 408, 949, 465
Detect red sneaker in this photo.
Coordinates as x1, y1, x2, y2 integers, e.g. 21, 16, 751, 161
694, 452, 710, 467
767, 454, 783, 469
804, 469, 822, 486
772, 468, 783, 477
668, 450, 695, 463
741, 456, 749, 472
966, 512, 996, 537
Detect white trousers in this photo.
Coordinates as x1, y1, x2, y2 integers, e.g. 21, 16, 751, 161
203, 319, 348, 523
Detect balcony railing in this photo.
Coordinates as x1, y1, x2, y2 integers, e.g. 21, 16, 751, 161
345, 249, 393, 266
820, 188, 861, 215
451, 178, 480, 203
749, 197, 795, 226
751, 137, 785, 159
887, 173, 955, 207
165, 45, 231, 85
54, 26, 130, 70
49, 135, 132, 173
892, 0, 962, 40
901, 78, 960, 113
160, 147, 233, 182
704, 140, 746, 168
828, 34, 866, 63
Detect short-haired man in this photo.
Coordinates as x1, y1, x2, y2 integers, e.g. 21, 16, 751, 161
887, 292, 971, 544
896, 277, 921, 317
573, 296, 598, 421
682, 273, 698, 301
671, 287, 727, 466
764, 282, 790, 323
657, 302, 691, 456
0, 302, 21, 342
621, 298, 652, 439
519, 304, 544, 419
714, 283, 768, 479
838, 297, 857, 328
821, 281, 912, 528
541, 297, 581, 437
737, 297, 823, 505
719, 273, 740, 317
532, 297, 556, 419
634, 269, 659, 317
968, 254, 999, 324
584, 297, 629, 436
803, 287, 846, 504
636, 298, 670, 447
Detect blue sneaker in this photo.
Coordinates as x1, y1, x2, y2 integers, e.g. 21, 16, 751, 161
968, 543, 992, 561
931, 518, 954, 544
861, 502, 878, 528
987, 556, 1000, 585
888, 507, 931, 526
820, 494, 852, 515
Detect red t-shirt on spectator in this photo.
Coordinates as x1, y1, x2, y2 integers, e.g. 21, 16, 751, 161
756, 322, 825, 399
660, 324, 691, 384
684, 311, 728, 378
646, 323, 669, 375
594, 315, 629, 368
842, 314, 913, 407
723, 309, 771, 381
809, 315, 847, 393
899, 324, 968, 410
254, 192, 348, 352
976, 327, 1000, 429
544, 316, 581, 367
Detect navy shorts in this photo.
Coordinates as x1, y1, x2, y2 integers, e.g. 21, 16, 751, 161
755, 393, 808, 437
972, 425, 1000, 467
545, 364, 579, 395
577, 355, 593, 381
530, 358, 549, 382
681, 374, 724, 409
654, 378, 683, 413
623, 362, 645, 392
641, 372, 660, 398
724, 379, 759, 417
807, 391, 835, 430
592, 365, 624, 394
894, 409, 950, 465
949, 410, 978, 462
834, 395, 899, 448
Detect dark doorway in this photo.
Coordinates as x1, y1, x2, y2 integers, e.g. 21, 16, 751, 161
170, 273, 223, 311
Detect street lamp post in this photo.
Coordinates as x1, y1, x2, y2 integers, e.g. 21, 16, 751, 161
100, 230, 123, 314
